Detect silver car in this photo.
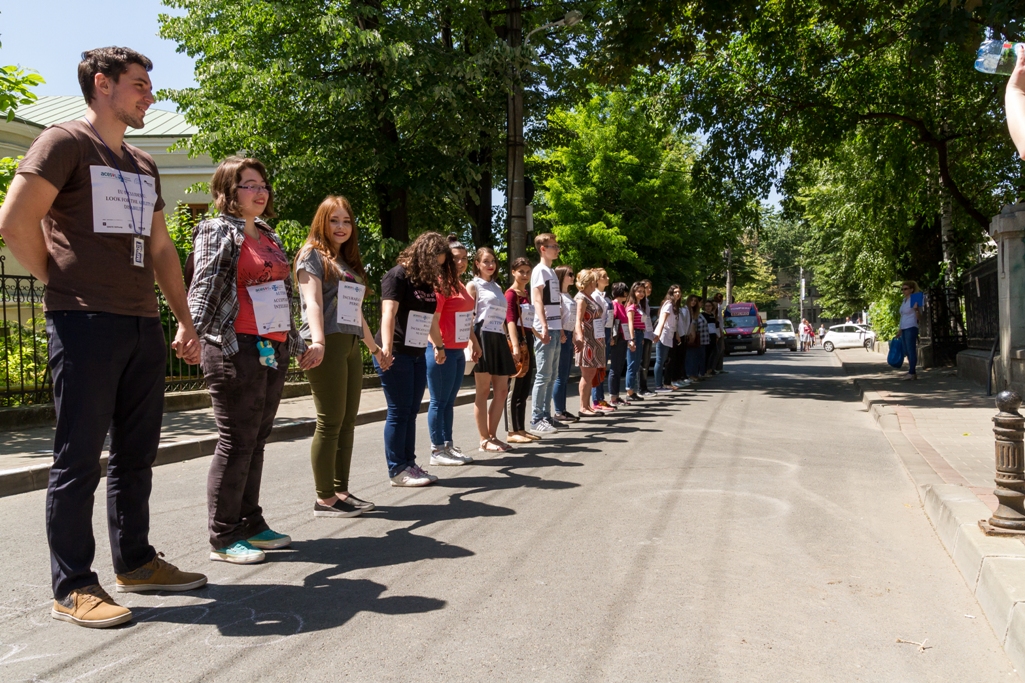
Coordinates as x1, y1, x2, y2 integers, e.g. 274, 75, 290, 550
764, 319, 798, 351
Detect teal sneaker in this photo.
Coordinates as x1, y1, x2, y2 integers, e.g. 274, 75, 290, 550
248, 529, 291, 550
210, 541, 265, 564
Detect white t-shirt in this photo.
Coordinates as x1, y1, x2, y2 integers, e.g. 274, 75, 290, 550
656, 301, 677, 346
899, 297, 919, 330
676, 307, 692, 337
560, 293, 577, 331
531, 264, 562, 332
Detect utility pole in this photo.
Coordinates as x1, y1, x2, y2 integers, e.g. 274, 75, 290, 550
724, 249, 733, 304
799, 266, 805, 322
505, 0, 526, 262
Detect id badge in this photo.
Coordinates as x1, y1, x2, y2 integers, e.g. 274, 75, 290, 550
132, 237, 145, 267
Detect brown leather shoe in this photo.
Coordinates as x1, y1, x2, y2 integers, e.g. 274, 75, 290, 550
51, 585, 132, 628
116, 553, 208, 593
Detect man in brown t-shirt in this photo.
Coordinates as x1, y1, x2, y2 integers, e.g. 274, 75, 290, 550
0, 47, 207, 628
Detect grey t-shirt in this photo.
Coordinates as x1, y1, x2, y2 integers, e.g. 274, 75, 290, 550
296, 248, 365, 339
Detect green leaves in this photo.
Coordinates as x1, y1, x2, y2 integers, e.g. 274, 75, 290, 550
0, 64, 43, 123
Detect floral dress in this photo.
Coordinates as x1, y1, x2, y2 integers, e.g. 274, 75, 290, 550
574, 292, 606, 368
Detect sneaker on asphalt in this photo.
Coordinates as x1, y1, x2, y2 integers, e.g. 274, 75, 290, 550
595, 400, 616, 412
445, 445, 474, 463
390, 466, 433, 487
653, 387, 673, 394
314, 499, 362, 518
548, 418, 568, 430
672, 380, 689, 388
529, 420, 558, 435
52, 585, 132, 629
116, 553, 208, 593
340, 493, 375, 511
413, 464, 439, 482
248, 529, 292, 550
210, 541, 266, 564
430, 449, 466, 466
641, 391, 658, 398
626, 392, 644, 401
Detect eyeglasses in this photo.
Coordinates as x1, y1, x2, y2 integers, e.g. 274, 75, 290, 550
238, 185, 271, 194
542, 243, 560, 251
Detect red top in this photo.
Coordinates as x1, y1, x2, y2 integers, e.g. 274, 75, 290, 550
626, 303, 646, 329
506, 287, 530, 329
233, 233, 290, 342
434, 281, 475, 349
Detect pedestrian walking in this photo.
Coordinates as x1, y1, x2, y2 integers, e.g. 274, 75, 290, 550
0, 46, 207, 627
573, 269, 606, 416
190, 156, 309, 564
625, 282, 648, 401
800, 318, 812, 351
296, 196, 387, 519
608, 282, 633, 405
467, 247, 517, 453
653, 285, 682, 391
529, 233, 564, 434
899, 281, 923, 380
506, 258, 539, 443
552, 265, 579, 423
425, 235, 481, 467
375, 232, 452, 486
590, 268, 615, 413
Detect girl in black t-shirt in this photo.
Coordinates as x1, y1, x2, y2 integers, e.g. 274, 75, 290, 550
375, 231, 455, 487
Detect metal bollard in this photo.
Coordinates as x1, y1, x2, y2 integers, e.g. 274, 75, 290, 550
981, 391, 1025, 536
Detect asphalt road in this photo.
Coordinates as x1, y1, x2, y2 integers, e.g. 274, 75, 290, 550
0, 350, 1017, 682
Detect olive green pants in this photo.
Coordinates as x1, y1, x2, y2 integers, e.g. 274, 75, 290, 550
306, 333, 363, 499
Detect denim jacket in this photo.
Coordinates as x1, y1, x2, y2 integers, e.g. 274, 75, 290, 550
187, 214, 306, 358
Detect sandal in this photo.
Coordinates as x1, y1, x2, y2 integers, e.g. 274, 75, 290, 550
507, 433, 532, 444
488, 437, 511, 452
479, 438, 507, 453
579, 408, 598, 417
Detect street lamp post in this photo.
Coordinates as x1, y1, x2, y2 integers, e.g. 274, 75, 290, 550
506, 8, 581, 262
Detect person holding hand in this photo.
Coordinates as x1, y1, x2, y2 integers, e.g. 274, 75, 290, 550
375, 231, 454, 487
295, 196, 385, 519
898, 281, 923, 380
189, 156, 311, 564
573, 269, 605, 417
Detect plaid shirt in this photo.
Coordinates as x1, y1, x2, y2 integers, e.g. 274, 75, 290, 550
187, 214, 305, 358
696, 313, 710, 345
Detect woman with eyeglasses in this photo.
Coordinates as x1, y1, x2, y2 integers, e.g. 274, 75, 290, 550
898, 281, 922, 380
189, 156, 311, 564
552, 265, 579, 424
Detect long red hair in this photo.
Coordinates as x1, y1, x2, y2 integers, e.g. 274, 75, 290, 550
296, 196, 365, 284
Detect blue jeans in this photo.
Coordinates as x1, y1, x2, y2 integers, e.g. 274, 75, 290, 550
654, 341, 672, 388
553, 336, 575, 415
426, 344, 464, 448
592, 326, 610, 404
532, 335, 562, 424
375, 352, 427, 478
901, 326, 919, 375
686, 345, 706, 378
626, 329, 645, 392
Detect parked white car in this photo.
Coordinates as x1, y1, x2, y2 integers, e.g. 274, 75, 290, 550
821, 323, 876, 352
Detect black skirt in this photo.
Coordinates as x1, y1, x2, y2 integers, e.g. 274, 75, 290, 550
474, 325, 517, 376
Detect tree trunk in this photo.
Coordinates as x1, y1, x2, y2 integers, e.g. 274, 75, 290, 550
376, 183, 409, 243
464, 146, 493, 248
940, 195, 956, 285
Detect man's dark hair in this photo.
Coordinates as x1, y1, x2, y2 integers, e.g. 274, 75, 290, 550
78, 47, 153, 105
612, 282, 629, 298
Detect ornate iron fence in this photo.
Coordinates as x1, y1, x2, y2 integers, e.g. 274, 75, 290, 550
1, 254, 381, 405
923, 284, 968, 367
962, 257, 998, 350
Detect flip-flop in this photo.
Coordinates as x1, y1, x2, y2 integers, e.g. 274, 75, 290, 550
578, 408, 598, 417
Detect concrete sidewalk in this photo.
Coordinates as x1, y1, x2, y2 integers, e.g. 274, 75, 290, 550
835, 347, 1025, 674
0, 382, 477, 498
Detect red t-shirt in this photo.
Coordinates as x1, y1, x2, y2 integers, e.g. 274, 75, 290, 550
233, 233, 290, 342
434, 281, 475, 349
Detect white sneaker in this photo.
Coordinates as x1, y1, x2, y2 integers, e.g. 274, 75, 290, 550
390, 466, 432, 487
529, 419, 558, 435
430, 449, 465, 466
445, 442, 473, 464
413, 464, 439, 482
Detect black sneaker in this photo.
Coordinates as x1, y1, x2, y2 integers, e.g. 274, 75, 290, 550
341, 494, 375, 512
314, 499, 362, 518
626, 392, 644, 401
554, 412, 579, 423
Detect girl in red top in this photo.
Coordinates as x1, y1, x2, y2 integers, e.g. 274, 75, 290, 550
608, 282, 633, 406
505, 257, 537, 443
426, 235, 482, 466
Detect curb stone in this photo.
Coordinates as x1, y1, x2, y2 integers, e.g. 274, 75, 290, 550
0, 389, 477, 499
839, 353, 1025, 680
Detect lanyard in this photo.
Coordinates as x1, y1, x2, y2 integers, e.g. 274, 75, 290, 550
84, 119, 145, 236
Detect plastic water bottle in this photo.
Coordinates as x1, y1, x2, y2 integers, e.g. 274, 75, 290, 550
975, 38, 1025, 75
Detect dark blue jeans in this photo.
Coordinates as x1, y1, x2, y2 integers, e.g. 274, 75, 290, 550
426, 343, 465, 448
654, 341, 672, 388
45, 311, 164, 599
901, 326, 919, 375
686, 344, 706, 378
375, 352, 428, 477
553, 337, 575, 414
